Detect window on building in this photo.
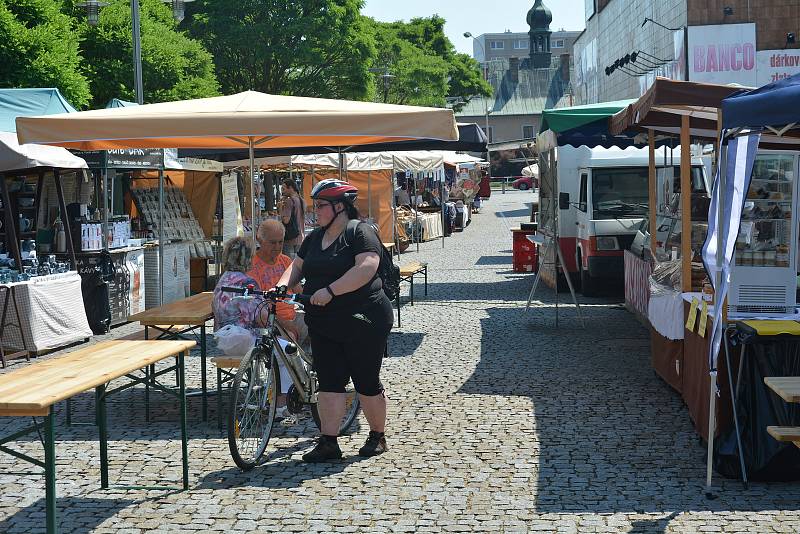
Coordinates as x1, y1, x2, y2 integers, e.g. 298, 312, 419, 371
522, 125, 535, 139
482, 126, 494, 143
513, 40, 528, 49
552, 39, 565, 48
490, 41, 505, 50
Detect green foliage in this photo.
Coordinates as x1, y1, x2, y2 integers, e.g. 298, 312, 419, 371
366, 16, 491, 109
187, 0, 374, 100
76, 0, 219, 108
0, 0, 91, 107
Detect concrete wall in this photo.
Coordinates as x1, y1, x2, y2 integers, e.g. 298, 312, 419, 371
688, 0, 800, 51
458, 114, 541, 145
574, 0, 687, 104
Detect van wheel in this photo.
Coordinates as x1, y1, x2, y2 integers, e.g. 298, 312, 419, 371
580, 262, 600, 297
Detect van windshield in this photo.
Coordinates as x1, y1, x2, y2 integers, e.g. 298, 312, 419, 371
591, 167, 649, 220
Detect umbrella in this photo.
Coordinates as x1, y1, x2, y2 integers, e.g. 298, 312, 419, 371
16, 90, 458, 236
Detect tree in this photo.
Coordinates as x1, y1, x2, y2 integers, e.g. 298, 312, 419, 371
73, 0, 219, 108
0, 0, 91, 107
366, 16, 491, 109
187, 0, 374, 100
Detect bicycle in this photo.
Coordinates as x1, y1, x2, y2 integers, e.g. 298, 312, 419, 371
220, 285, 361, 470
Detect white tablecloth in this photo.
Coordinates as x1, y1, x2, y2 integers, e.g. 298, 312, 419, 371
648, 286, 684, 340
418, 213, 443, 241
0, 272, 93, 352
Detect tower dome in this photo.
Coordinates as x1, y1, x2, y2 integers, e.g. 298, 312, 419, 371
527, 0, 553, 31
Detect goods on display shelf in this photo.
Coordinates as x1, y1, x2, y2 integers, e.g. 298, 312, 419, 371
131, 185, 215, 259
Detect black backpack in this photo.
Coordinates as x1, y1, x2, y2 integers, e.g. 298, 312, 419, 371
344, 220, 401, 301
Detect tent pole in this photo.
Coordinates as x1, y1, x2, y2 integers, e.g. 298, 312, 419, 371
311, 165, 317, 226
441, 167, 445, 249
368, 169, 373, 220
248, 137, 257, 239
102, 167, 109, 250
391, 156, 399, 262
158, 168, 164, 306
338, 149, 344, 181
415, 172, 420, 253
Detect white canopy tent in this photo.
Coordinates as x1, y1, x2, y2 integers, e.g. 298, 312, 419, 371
0, 132, 87, 172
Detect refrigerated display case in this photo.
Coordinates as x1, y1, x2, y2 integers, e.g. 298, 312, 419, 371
729, 152, 798, 316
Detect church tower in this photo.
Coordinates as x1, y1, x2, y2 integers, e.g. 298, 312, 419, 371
527, 0, 553, 69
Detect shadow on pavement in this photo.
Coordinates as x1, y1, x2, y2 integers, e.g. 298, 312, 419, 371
0, 496, 135, 534
196, 445, 368, 490
388, 331, 425, 358
475, 255, 513, 266
455, 284, 800, 531
495, 208, 530, 218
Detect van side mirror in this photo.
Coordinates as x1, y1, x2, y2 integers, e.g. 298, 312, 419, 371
559, 192, 570, 210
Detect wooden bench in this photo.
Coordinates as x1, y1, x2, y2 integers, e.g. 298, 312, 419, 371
765, 377, 800, 450
767, 426, 800, 448
394, 261, 428, 328
399, 261, 428, 305
0, 339, 195, 534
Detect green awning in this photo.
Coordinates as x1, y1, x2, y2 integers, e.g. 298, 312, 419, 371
539, 99, 635, 135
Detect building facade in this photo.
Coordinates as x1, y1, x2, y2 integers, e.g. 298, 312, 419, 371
472, 30, 581, 66
574, 0, 800, 104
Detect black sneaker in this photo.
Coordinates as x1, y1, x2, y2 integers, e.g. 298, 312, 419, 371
358, 431, 388, 457
302, 436, 342, 463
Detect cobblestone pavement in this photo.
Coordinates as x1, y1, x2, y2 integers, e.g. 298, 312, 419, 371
2, 189, 800, 533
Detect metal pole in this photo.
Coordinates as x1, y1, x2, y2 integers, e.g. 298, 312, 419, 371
131, 0, 144, 104
248, 138, 256, 239
440, 167, 445, 249
158, 168, 164, 305
102, 168, 109, 250
415, 172, 420, 253
391, 156, 399, 261
368, 169, 373, 220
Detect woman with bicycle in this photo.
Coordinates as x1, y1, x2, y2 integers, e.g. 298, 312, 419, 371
276, 178, 393, 462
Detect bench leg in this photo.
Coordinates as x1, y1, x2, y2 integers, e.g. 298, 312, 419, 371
201, 324, 208, 422
179, 350, 189, 490
396, 292, 401, 328
410, 277, 414, 306
217, 367, 223, 432
424, 267, 428, 296
96, 383, 109, 489
44, 409, 57, 534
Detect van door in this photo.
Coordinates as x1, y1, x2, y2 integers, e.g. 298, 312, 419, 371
576, 169, 590, 268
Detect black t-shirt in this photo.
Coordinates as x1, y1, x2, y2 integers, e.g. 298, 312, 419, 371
298, 222, 384, 317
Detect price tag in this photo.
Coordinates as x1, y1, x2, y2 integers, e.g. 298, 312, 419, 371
698, 301, 709, 338
685, 297, 700, 332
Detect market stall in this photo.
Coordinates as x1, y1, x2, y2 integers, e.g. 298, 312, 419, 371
609, 75, 800, 487
0, 132, 92, 355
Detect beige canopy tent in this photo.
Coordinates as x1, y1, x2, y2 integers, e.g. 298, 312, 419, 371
227, 150, 451, 246
16, 90, 458, 236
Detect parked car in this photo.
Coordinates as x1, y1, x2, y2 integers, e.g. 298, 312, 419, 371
511, 176, 534, 190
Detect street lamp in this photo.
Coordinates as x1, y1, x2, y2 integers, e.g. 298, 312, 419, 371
76, 1, 108, 26
464, 31, 494, 184
79, 0, 144, 104
161, 0, 195, 23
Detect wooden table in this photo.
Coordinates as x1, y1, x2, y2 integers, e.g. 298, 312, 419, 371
764, 376, 800, 403
0, 339, 195, 534
129, 292, 214, 421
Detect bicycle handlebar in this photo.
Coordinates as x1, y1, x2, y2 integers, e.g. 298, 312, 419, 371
220, 285, 311, 306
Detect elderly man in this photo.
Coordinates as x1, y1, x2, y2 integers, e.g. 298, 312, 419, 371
247, 219, 305, 343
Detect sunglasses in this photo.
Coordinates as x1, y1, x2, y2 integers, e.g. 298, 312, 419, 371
259, 238, 284, 245
313, 202, 333, 211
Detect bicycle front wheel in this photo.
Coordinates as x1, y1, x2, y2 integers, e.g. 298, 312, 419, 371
227, 348, 280, 470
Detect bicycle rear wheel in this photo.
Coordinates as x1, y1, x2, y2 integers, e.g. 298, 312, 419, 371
311, 380, 361, 436
227, 347, 280, 470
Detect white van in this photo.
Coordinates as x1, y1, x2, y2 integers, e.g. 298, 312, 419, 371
539, 145, 706, 295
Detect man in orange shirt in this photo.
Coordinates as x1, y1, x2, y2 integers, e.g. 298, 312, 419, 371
248, 219, 305, 343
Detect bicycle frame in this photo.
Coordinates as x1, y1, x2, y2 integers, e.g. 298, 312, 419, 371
252, 297, 318, 406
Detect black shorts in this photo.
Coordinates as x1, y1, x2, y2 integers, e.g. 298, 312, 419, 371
307, 298, 393, 396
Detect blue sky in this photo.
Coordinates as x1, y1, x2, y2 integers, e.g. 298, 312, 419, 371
362, 0, 586, 55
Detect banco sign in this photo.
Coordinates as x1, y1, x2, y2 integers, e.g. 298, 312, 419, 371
688, 23, 757, 87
